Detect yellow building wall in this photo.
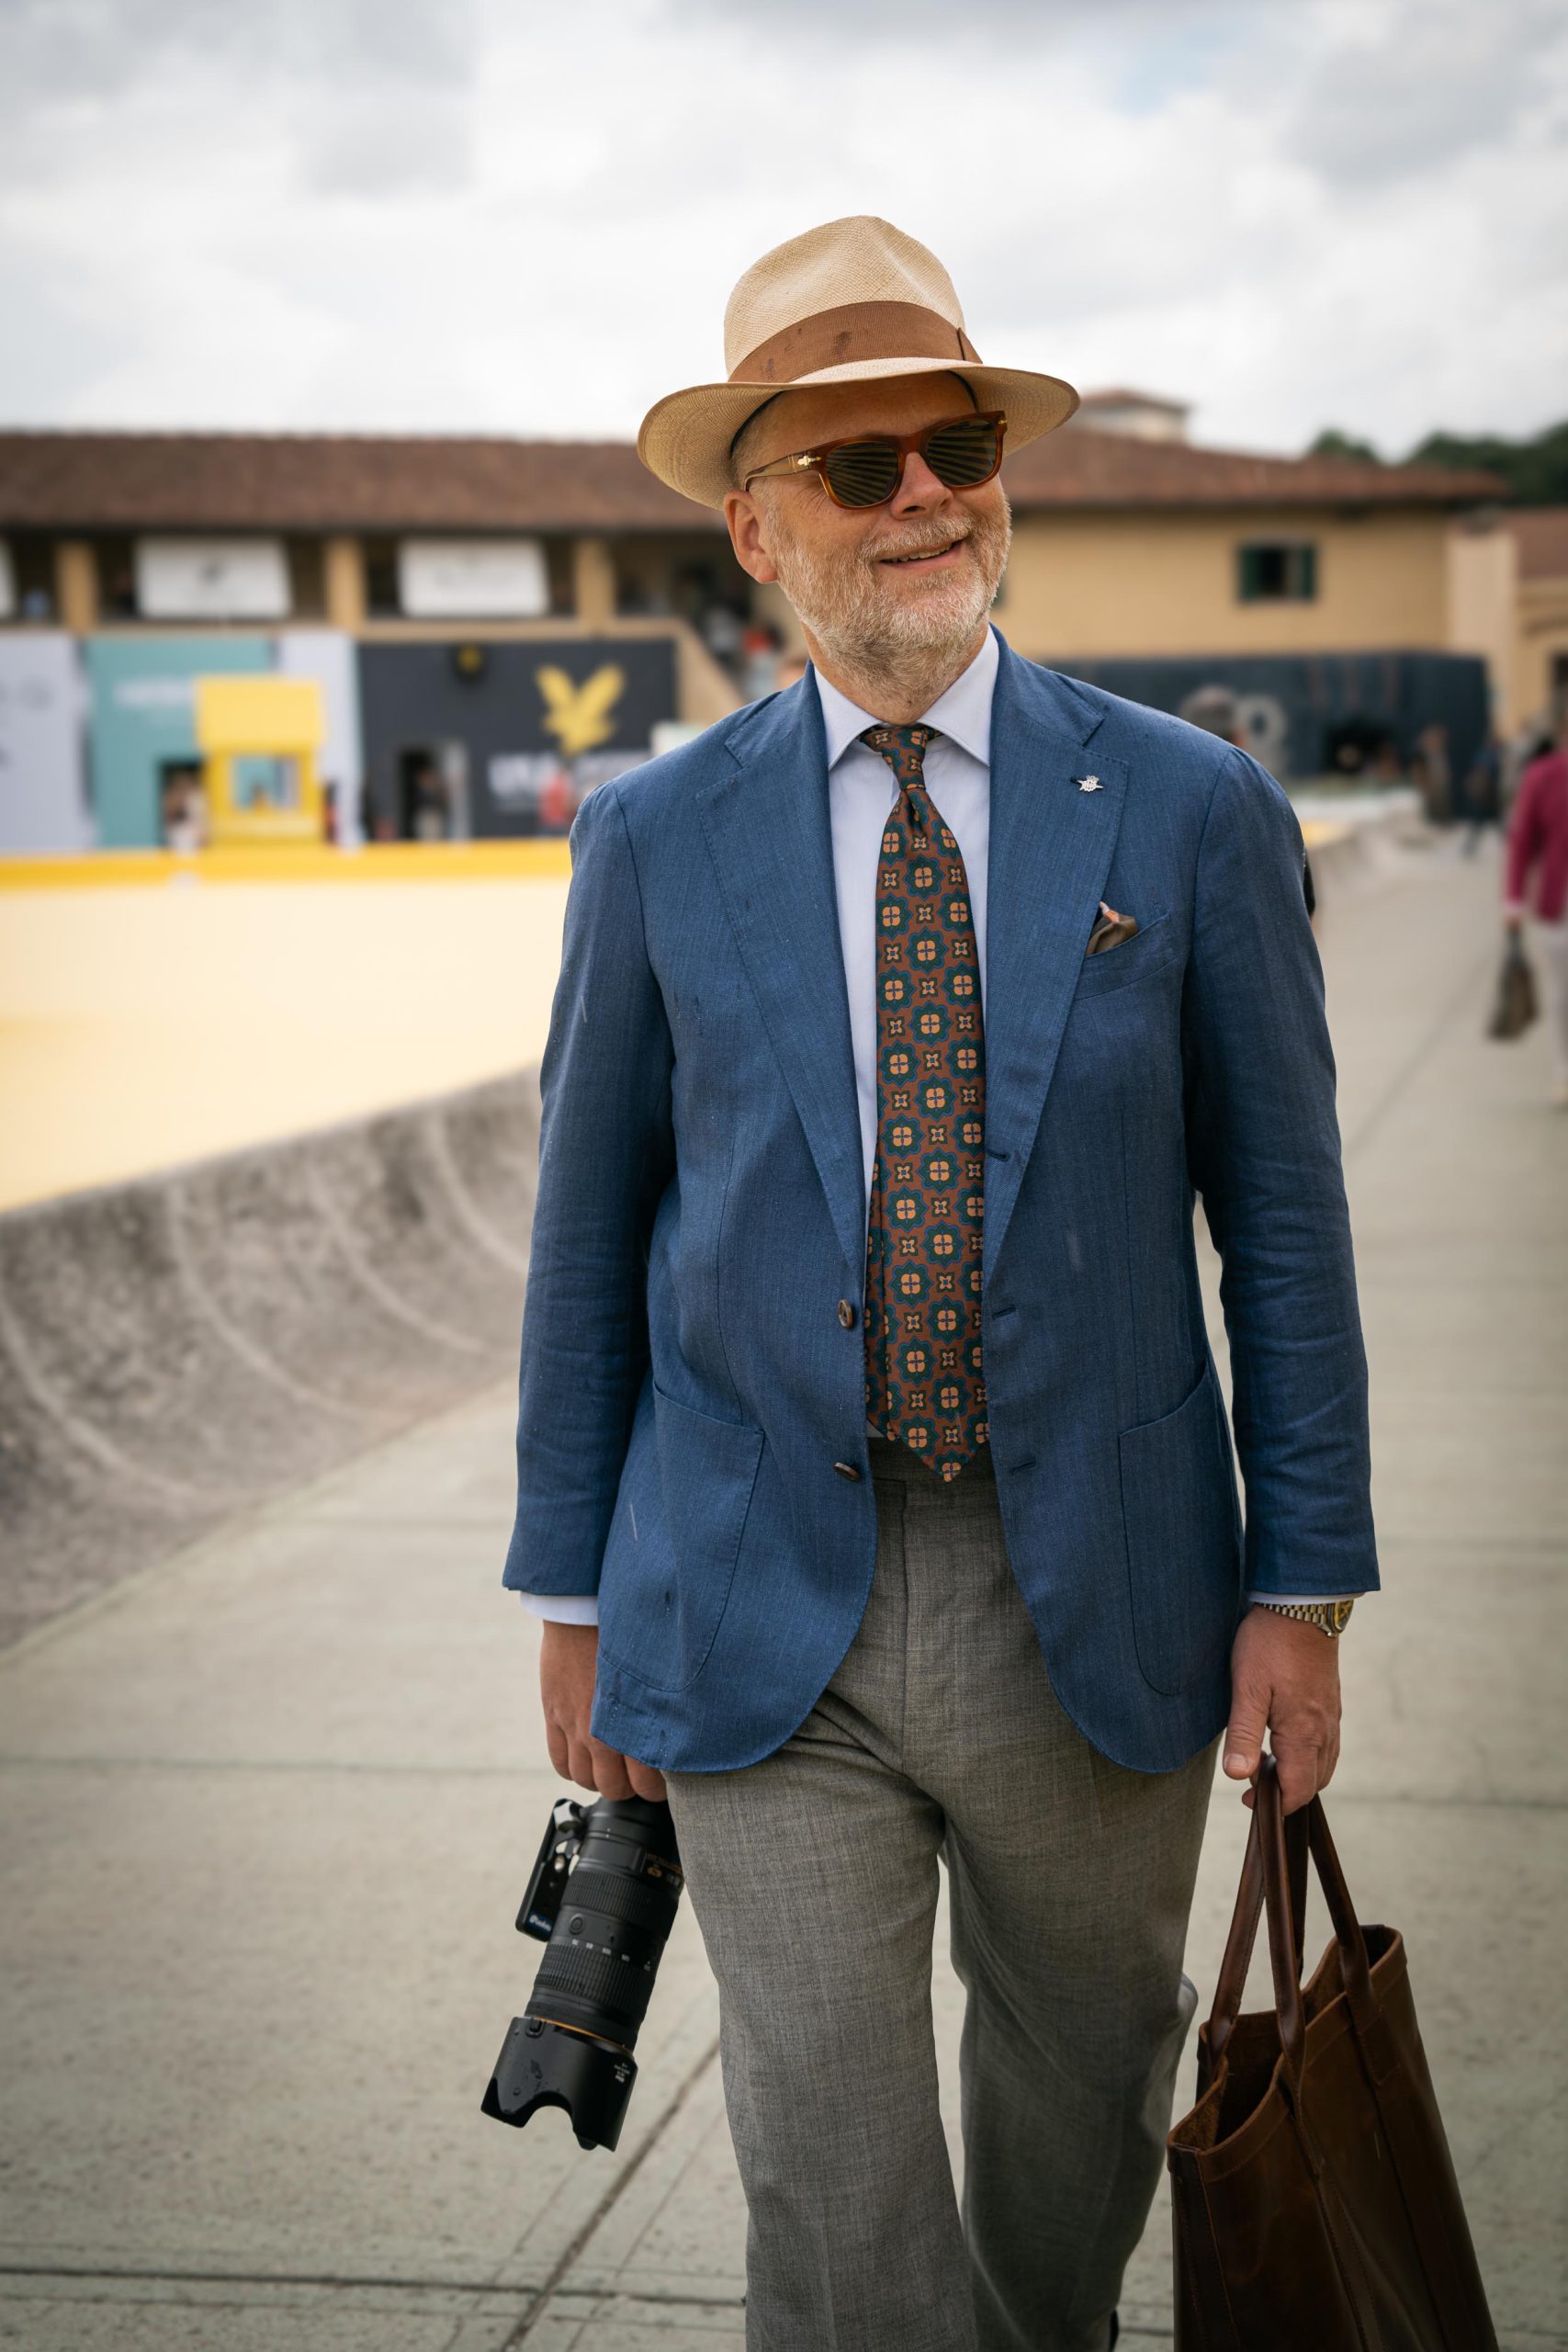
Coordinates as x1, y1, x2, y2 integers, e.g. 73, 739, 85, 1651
998, 505, 1452, 662
1446, 517, 1517, 726
1514, 577, 1568, 730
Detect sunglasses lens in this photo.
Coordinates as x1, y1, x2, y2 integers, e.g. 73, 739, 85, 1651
925, 416, 1003, 488
822, 438, 902, 507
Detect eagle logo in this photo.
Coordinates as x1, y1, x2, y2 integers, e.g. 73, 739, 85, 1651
536, 663, 625, 758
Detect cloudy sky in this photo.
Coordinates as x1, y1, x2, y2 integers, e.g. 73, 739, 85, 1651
2, 0, 1564, 458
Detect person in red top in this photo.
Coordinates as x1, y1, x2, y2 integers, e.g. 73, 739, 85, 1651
1504, 717, 1568, 1105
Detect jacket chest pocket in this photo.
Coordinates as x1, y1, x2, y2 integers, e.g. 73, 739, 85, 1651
1072, 911, 1178, 1001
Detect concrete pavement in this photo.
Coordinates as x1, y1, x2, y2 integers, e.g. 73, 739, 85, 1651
1, 836, 1564, 2348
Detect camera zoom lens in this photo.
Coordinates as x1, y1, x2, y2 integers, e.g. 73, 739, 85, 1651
484, 1795, 686, 2154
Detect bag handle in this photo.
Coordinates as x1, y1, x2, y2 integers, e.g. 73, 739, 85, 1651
1205, 1762, 1306, 2080
1204, 1754, 1379, 2098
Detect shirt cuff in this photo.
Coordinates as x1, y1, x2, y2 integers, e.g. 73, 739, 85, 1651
521, 1593, 601, 1625
1245, 1591, 1359, 1607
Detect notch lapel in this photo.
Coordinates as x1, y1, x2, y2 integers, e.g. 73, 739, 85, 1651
982, 644, 1127, 1280
695, 684, 867, 1276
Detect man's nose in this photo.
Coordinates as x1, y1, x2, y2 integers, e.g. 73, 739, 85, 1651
890, 447, 953, 512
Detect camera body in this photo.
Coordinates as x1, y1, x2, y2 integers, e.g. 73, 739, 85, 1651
481, 1793, 684, 2153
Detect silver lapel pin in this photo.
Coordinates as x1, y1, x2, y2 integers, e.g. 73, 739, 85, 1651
1077, 774, 1102, 793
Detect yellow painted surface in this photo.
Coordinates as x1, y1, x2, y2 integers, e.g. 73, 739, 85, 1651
0, 817, 1346, 1214
196, 674, 326, 752
0, 876, 570, 1211
1001, 506, 1452, 660
0, 842, 574, 890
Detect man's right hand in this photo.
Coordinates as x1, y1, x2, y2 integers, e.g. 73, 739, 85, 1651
539, 1621, 667, 1803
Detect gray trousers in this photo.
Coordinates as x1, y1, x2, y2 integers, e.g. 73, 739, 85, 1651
664, 1433, 1218, 2352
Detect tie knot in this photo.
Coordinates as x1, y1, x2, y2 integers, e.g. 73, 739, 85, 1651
861, 723, 939, 785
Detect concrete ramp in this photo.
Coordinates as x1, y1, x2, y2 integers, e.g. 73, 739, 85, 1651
0, 1070, 538, 1648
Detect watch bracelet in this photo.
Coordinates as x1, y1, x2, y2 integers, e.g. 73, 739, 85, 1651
1253, 1596, 1355, 1636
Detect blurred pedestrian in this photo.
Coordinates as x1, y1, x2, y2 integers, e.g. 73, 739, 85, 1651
1503, 719, 1568, 1106
1458, 729, 1504, 855
1410, 720, 1451, 825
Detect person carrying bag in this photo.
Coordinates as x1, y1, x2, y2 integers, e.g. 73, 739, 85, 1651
1167, 1753, 1497, 2349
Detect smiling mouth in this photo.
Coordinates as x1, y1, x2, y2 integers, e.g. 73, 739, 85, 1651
878, 537, 967, 568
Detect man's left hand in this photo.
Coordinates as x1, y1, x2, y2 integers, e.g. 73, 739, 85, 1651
1223, 1606, 1343, 1815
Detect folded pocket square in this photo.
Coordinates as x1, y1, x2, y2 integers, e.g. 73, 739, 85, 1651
1086, 900, 1139, 956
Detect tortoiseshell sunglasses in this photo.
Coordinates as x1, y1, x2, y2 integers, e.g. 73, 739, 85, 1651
742, 411, 1007, 510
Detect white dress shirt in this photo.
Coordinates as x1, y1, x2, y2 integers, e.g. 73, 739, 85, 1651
818, 628, 998, 1224
525, 627, 1343, 1619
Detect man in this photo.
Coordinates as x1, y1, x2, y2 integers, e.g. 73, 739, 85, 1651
504, 218, 1377, 2352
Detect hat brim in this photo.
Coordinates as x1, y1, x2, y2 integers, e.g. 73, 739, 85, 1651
637, 356, 1079, 510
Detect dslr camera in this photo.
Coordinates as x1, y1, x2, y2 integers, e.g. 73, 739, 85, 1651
481, 1793, 684, 2153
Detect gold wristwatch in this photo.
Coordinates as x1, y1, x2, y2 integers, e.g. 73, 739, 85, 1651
1253, 1597, 1356, 1637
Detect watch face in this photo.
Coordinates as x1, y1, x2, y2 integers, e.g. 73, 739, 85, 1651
1329, 1599, 1354, 1634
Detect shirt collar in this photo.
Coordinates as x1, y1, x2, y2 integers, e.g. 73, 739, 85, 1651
813, 624, 998, 774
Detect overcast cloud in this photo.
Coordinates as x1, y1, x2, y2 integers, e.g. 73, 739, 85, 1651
0, 0, 1563, 455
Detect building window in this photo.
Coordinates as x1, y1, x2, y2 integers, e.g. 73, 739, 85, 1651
1237, 541, 1317, 602
364, 537, 400, 618
287, 538, 327, 619
0, 534, 57, 621
96, 535, 141, 618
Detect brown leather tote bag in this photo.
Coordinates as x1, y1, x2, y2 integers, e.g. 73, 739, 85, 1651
1167, 1755, 1497, 2350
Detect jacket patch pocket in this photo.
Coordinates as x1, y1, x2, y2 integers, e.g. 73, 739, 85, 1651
614, 1380, 763, 1691
1118, 1360, 1242, 1696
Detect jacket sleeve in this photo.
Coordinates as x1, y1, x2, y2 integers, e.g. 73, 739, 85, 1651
502, 780, 674, 1599
1503, 766, 1542, 914
1181, 747, 1379, 1599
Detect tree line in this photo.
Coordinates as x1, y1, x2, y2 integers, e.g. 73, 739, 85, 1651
1307, 420, 1568, 506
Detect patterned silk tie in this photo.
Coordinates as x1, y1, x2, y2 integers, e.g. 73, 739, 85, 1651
859, 724, 988, 1481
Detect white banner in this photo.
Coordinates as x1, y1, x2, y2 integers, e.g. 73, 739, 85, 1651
136, 537, 290, 620
398, 538, 548, 619
0, 634, 90, 851
278, 628, 365, 848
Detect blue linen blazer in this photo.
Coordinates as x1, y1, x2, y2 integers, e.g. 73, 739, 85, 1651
502, 634, 1378, 1775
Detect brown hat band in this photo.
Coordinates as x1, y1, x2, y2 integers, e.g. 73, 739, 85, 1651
730, 300, 981, 386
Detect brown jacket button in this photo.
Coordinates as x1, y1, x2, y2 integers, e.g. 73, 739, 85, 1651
833, 1461, 862, 1481
837, 1299, 858, 1329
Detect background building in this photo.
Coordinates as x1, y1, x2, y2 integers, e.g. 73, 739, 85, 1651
0, 419, 1507, 852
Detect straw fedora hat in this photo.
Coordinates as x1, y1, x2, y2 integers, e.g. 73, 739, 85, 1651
637, 215, 1080, 511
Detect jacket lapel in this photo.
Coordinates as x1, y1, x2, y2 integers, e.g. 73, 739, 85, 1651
982, 641, 1127, 1280
695, 682, 867, 1276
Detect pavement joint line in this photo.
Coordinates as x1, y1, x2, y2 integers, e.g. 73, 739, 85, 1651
512, 2289, 746, 2312
495, 2031, 724, 2350
1338, 936, 1507, 1166
0, 2265, 540, 2297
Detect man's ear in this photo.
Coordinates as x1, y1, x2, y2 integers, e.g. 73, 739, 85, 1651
724, 490, 780, 587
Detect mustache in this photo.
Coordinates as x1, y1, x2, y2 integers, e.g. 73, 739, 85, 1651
863, 519, 978, 562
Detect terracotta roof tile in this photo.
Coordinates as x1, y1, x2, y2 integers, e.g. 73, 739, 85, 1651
0, 431, 712, 534
0, 426, 1506, 531
1000, 428, 1503, 510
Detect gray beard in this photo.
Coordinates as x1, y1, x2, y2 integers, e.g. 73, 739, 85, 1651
763, 497, 1012, 712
